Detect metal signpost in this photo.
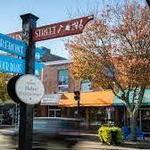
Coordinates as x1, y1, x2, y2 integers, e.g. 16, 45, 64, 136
18, 14, 38, 150
2, 14, 94, 150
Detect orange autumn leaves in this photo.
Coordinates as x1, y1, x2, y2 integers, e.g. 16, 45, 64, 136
67, 2, 150, 90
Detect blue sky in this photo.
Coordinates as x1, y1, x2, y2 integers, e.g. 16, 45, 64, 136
0, 0, 146, 58
0, 0, 107, 58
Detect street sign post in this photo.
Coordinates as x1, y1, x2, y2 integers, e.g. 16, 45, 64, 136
8, 15, 94, 41
19, 14, 39, 150
5, 13, 94, 150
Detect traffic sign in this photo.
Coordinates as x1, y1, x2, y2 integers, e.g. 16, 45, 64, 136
8, 15, 94, 42
0, 33, 46, 59
0, 55, 43, 74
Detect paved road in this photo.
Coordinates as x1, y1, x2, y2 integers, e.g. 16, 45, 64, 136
0, 128, 150, 150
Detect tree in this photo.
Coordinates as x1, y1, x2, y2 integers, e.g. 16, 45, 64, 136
0, 73, 12, 101
66, 1, 150, 141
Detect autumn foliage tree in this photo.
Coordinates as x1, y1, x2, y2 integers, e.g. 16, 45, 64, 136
67, 1, 150, 140
0, 73, 12, 101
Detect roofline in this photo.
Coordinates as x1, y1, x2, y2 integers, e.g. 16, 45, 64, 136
44, 59, 72, 66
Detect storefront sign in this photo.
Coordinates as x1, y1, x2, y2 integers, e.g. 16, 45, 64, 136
0, 55, 43, 74
40, 94, 62, 105
15, 74, 45, 105
8, 15, 94, 42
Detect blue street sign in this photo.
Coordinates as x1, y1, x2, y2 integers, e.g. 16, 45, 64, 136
0, 33, 46, 59
35, 47, 46, 60
0, 55, 44, 75
0, 33, 26, 57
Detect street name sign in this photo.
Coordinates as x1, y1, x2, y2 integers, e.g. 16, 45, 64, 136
15, 74, 45, 105
8, 15, 94, 42
33, 15, 94, 41
0, 33, 46, 59
0, 55, 43, 74
0, 33, 27, 57
40, 94, 62, 105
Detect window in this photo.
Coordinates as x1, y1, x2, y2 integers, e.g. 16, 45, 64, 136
58, 69, 69, 92
48, 108, 61, 117
81, 80, 92, 91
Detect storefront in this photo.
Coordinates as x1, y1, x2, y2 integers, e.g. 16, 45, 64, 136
0, 100, 17, 126
36, 94, 62, 117
59, 90, 114, 129
113, 89, 150, 133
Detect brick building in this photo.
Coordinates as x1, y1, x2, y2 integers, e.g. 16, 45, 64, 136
35, 53, 114, 129
36, 59, 82, 117
35, 48, 150, 132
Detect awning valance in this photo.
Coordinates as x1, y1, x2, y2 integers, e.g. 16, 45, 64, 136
113, 89, 150, 106
59, 90, 114, 107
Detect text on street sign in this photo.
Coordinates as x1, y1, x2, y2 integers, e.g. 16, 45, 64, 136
0, 32, 46, 58
15, 74, 45, 105
0, 55, 43, 74
8, 15, 94, 42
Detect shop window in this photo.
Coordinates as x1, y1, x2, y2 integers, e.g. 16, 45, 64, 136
58, 69, 69, 92
81, 80, 92, 91
48, 108, 61, 117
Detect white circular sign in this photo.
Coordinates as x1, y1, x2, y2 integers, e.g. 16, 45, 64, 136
15, 74, 45, 105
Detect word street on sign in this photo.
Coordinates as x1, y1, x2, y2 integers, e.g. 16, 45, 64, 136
8, 15, 94, 42
0, 33, 46, 59
15, 74, 45, 105
0, 55, 43, 75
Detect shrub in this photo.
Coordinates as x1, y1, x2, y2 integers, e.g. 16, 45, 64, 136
98, 125, 123, 145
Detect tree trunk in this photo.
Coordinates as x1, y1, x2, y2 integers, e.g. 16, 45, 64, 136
129, 113, 137, 141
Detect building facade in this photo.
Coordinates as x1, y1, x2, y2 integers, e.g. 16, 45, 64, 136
36, 56, 150, 133
36, 58, 113, 130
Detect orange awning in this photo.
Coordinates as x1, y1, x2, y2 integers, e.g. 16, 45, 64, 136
59, 90, 114, 107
